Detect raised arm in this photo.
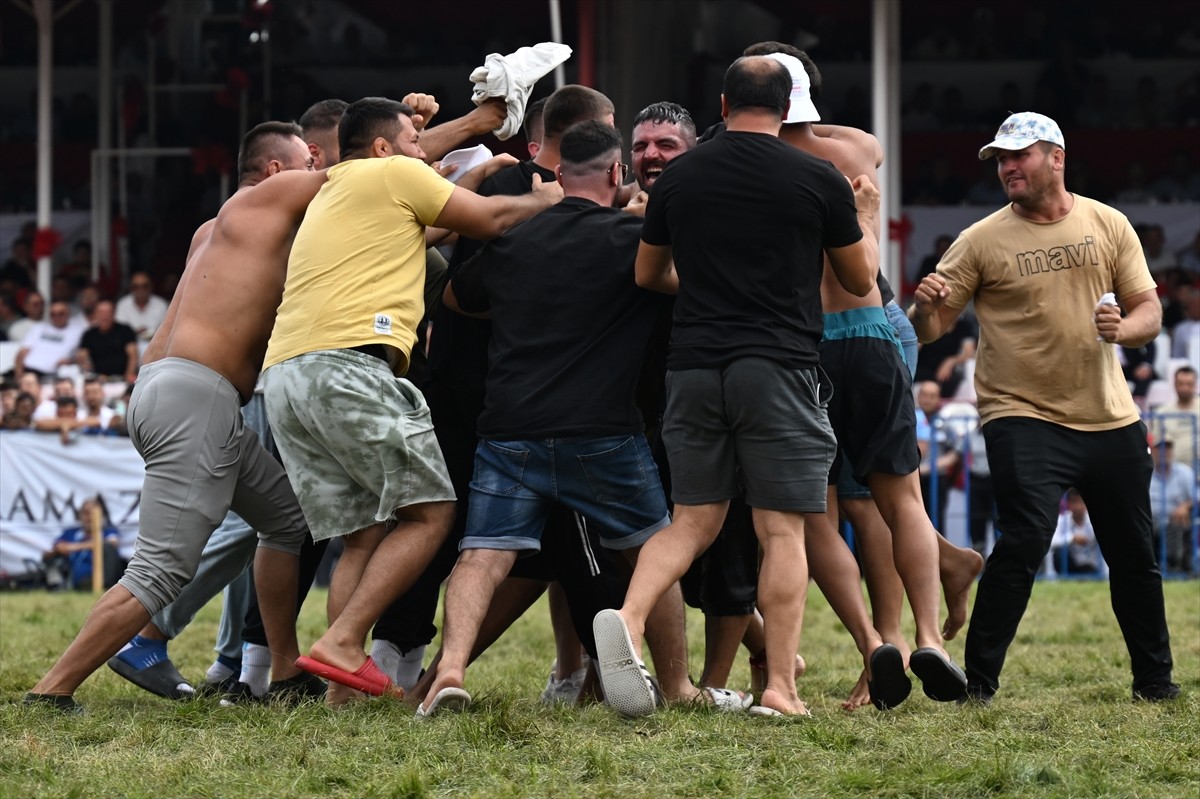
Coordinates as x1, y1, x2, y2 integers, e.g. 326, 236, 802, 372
908, 272, 965, 344
414, 98, 508, 163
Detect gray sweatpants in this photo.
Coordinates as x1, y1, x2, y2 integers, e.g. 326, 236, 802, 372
119, 358, 307, 617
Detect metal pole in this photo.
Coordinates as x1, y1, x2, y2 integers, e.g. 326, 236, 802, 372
147, 31, 156, 144
871, 0, 901, 290
96, 0, 113, 283
34, 0, 53, 300
548, 0, 565, 89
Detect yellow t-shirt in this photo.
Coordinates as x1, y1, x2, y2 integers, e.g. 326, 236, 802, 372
264, 156, 455, 374
937, 195, 1155, 430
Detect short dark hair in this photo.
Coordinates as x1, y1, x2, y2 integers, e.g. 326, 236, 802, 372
339, 97, 414, 161
298, 98, 348, 137
542, 86, 615, 140
523, 97, 548, 143
559, 121, 622, 173
723, 56, 791, 116
56, 395, 77, 408
1176, 365, 1197, 379
742, 41, 822, 100
632, 102, 697, 145
236, 121, 304, 179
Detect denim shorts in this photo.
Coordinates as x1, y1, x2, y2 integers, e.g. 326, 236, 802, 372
462, 433, 670, 553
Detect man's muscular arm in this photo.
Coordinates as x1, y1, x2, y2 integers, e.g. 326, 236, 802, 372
433, 174, 563, 240
826, 175, 880, 297
415, 99, 508, 164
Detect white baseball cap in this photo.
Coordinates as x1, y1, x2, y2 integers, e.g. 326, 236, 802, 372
764, 52, 820, 124
978, 112, 1065, 159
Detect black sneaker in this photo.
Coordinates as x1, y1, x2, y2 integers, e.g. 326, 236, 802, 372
194, 674, 240, 698
268, 672, 327, 706
218, 681, 265, 707
1133, 682, 1181, 702
23, 692, 85, 715
956, 684, 995, 706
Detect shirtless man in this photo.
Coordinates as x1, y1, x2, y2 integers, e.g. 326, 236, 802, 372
25, 123, 326, 711
749, 44, 976, 707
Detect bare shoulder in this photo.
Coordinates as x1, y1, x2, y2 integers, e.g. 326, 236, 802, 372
223, 170, 328, 214
814, 124, 883, 169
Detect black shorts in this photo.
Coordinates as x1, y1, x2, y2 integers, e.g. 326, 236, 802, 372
820, 307, 920, 485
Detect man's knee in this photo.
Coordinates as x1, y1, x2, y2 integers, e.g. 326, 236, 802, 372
118, 556, 196, 617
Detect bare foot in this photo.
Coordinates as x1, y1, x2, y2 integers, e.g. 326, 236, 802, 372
758, 686, 810, 717
325, 681, 367, 708
941, 546, 984, 640
308, 637, 368, 674
750, 652, 806, 698
842, 670, 871, 711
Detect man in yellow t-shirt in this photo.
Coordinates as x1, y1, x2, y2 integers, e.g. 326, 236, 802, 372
262, 96, 561, 699
910, 112, 1178, 704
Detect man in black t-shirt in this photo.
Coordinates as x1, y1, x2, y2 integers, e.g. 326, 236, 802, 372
417, 122, 724, 717
77, 300, 138, 383
593, 56, 879, 718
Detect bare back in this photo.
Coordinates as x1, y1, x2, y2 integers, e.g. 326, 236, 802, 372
142, 170, 327, 401
782, 125, 884, 313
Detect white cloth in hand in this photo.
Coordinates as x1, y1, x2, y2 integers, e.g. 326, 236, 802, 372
469, 42, 572, 140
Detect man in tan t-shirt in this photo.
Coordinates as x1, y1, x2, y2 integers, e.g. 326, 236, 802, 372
910, 112, 1178, 703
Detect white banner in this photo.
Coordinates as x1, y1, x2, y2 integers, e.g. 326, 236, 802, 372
0, 433, 144, 577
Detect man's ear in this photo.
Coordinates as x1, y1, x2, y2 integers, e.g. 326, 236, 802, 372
266, 159, 283, 176
372, 136, 391, 158
554, 164, 564, 184
719, 93, 730, 121
307, 141, 321, 165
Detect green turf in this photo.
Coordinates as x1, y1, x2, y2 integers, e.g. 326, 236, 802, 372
1, 580, 1197, 798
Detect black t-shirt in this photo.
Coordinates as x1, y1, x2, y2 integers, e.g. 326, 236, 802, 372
642, 131, 862, 370
79, 322, 137, 376
453, 197, 669, 440
427, 160, 556, 419
913, 312, 978, 384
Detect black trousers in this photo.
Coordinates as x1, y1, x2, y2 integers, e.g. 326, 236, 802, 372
965, 417, 1174, 697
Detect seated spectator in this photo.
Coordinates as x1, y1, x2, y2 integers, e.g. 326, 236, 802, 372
35, 394, 83, 444
916, 234, 954, 281
915, 380, 962, 533
42, 498, 124, 591
31, 376, 75, 421
0, 237, 35, 293
1149, 434, 1197, 573
1049, 489, 1104, 576
1170, 284, 1200, 359
1119, 338, 1157, 409
0, 294, 19, 342
6, 290, 45, 344
77, 300, 138, 383
1, 390, 36, 430
1139, 224, 1177, 276
13, 301, 86, 379
106, 381, 133, 437
1152, 365, 1200, 479
78, 377, 116, 433
73, 284, 100, 327
57, 240, 93, 289
115, 271, 169, 344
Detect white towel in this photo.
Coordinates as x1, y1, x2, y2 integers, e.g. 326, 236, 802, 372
470, 42, 572, 140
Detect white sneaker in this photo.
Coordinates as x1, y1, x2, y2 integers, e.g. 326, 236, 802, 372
539, 658, 588, 705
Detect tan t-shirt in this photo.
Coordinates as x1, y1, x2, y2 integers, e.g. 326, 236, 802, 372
937, 195, 1155, 430
264, 156, 455, 375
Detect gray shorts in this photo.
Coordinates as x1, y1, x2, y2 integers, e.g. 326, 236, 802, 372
119, 358, 308, 616
263, 348, 456, 541
662, 358, 836, 512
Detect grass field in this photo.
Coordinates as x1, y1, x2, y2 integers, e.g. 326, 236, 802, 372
1, 580, 1197, 798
